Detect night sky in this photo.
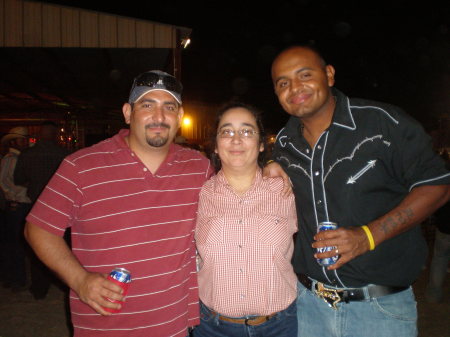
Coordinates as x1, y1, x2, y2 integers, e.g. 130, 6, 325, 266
41, 0, 449, 133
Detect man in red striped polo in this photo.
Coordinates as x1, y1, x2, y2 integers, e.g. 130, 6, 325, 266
24, 70, 213, 337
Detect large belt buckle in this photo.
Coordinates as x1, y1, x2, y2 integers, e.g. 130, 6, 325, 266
314, 282, 342, 310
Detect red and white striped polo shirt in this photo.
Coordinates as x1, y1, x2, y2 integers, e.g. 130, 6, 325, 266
27, 129, 213, 337
195, 169, 298, 317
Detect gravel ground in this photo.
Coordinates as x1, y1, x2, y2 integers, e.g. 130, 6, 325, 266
0, 225, 448, 337
0, 280, 72, 337
0, 266, 448, 337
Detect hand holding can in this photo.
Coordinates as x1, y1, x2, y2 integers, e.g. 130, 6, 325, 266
104, 267, 132, 313
316, 222, 339, 266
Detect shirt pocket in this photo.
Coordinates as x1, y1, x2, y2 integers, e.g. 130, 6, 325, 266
257, 215, 290, 246
196, 217, 224, 244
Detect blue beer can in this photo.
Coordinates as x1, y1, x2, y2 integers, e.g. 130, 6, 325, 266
316, 222, 339, 266
104, 267, 132, 313
109, 267, 132, 283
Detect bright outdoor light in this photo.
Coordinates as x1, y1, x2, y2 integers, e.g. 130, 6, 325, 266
181, 38, 191, 49
183, 117, 192, 126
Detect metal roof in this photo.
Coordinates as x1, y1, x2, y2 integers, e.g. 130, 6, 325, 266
0, 0, 191, 124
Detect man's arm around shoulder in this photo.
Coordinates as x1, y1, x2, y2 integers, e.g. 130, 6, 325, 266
262, 161, 292, 196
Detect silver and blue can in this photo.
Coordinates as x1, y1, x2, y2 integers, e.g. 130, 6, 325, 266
316, 222, 339, 266
105, 267, 132, 313
108, 268, 132, 284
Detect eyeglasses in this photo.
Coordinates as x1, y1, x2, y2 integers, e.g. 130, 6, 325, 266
129, 70, 183, 103
132, 71, 182, 94
217, 128, 259, 139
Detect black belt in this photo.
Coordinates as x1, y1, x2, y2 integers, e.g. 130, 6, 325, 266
297, 273, 408, 309
211, 311, 276, 326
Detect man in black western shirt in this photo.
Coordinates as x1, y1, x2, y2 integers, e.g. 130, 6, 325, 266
266, 45, 450, 337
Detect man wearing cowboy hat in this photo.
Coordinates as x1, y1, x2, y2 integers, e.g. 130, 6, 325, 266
0, 126, 31, 292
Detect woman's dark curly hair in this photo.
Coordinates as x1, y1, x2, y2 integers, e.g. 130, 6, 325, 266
209, 102, 267, 172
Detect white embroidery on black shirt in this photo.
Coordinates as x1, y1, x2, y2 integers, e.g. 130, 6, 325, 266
279, 135, 288, 147
324, 135, 385, 181
347, 160, 377, 184
278, 156, 311, 179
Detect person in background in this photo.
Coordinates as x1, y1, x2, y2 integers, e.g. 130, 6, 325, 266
425, 151, 450, 303
193, 102, 298, 337
14, 120, 69, 300
23, 70, 213, 337
0, 126, 31, 292
266, 45, 450, 337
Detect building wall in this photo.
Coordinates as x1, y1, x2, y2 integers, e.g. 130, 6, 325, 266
0, 0, 189, 48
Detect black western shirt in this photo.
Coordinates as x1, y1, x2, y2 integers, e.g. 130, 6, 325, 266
273, 88, 450, 287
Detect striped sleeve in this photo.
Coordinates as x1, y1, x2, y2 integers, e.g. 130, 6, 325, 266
27, 157, 82, 236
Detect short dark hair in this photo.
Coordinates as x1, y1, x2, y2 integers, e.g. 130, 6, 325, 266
210, 102, 267, 172
276, 43, 328, 67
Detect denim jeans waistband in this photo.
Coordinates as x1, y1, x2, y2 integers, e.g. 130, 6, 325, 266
297, 273, 409, 302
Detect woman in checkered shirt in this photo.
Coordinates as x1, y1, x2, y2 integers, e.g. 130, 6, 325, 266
193, 102, 298, 337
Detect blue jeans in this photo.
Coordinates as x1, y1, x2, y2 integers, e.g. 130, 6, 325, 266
192, 300, 297, 337
297, 281, 417, 337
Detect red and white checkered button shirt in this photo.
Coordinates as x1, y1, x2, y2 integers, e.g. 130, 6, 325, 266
195, 169, 298, 317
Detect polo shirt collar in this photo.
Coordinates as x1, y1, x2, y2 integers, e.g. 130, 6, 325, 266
117, 129, 131, 149
117, 128, 180, 165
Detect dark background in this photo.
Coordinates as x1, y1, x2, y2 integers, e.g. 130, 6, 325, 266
37, 0, 449, 134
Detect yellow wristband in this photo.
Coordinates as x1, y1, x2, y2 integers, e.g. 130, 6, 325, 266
265, 159, 274, 166
361, 225, 375, 250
